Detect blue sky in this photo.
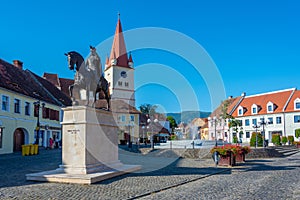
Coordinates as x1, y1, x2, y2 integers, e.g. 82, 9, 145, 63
1, 0, 299, 113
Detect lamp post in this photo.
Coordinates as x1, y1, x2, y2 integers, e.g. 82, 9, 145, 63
33, 100, 45, 145
147, 118, 158, 150
208, 116, 219, 147
253, 124, 260, 148
259, 118, 267, 148
142, 126, 145, 145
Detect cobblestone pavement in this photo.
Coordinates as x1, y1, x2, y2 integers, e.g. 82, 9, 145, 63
141, 152, 300, 200
0, 148, 299, 199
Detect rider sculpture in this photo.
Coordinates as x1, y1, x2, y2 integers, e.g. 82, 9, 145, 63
65, 46, 110, 110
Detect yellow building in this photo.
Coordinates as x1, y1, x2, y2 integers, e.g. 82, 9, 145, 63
0, 59, 71, 154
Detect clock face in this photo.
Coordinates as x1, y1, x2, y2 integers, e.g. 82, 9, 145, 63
120, 71, 127, 78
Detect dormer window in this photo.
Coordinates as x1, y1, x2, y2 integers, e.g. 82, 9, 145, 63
267, 101, 275, 113
238, 106, 244, 116
294, 98, 300, 110
251, 104, 258, 115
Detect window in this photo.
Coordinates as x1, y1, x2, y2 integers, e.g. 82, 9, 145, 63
245, 119, 250, 126
251, 104, 258, 114
294, 115, 300, 123
118, 81, 122, 86
246, 132, 250, 138
294, 98, 300, 110
130, 115, 135, 122
2, 95, 9, 111
0, 127, 3, 148
267, 101, 274, 113
14, 99, 20, 113
125, 82, 129, 87
25, 102, 30, 116
268, 117, 273, 124
238, 108, 243, 116
121, 115, 126, 122
276, 116, 282, 124
252, 118, 257, 125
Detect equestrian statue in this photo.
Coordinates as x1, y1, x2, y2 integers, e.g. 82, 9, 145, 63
65, 46, 110, 110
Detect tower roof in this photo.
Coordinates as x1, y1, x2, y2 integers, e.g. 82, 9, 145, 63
107, 16, 132, 69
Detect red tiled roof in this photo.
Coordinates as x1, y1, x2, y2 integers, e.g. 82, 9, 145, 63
43, 73, 60, 87
231, 89, 295, 117
106, 17, 132, 69
110, 99, 141, 114
210, 97, 241, 118
285, 90, 300, 113
31, 72, 72, 106
59, 78, 74, 98
0, 58, 71, 106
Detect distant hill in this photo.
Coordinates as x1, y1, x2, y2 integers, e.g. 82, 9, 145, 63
167, 111, 211, 124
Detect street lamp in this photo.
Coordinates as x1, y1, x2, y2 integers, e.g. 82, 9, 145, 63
33, 100, 45, 145
253, 124, 260, 148
208, 116, 219, 147
147, 118, 158, 149
259, 118, 268, 148
142, 126, 145, 145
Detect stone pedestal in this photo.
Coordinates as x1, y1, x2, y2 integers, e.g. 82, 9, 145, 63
26, 106, 140, 184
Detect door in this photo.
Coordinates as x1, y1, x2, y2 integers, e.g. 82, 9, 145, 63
13, 128, 24, 152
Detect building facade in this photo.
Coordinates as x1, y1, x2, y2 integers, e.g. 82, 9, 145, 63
103, 16, 140, 144
209, 88, 300, 144
0, 59, 71, 154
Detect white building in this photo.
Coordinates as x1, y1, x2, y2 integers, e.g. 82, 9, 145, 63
209, 88, 300, 144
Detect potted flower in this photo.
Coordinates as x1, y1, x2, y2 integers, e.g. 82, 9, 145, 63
235, 145, 251, 163
210, 145, 236, 166
294, 141, 300, 148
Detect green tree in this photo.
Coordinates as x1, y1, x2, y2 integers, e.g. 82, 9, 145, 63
295, 129, 300, 139
288, 136, 294, 144
250, 132, 263, 147
272, 134, 281, 146
166, 116, 177, 133
139, 104, 157, 115
282, 136, 288, 145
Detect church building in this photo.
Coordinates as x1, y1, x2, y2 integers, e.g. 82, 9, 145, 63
104, 16, 140, 144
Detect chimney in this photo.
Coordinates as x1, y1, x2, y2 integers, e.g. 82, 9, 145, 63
13, 60, 23, 70
241, 92, 246, 97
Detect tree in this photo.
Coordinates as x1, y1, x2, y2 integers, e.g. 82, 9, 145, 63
295, 128, 300, 139
167, 116, 177, 133
250, 132, 263, 147
139, 104, 157, 115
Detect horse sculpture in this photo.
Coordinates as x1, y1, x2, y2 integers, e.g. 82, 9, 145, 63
65, 47, 110, 110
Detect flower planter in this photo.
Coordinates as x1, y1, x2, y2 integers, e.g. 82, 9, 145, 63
235, 152, 245, 163
218, 152, 236, 167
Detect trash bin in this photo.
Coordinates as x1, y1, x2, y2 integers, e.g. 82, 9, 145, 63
29, 144, 35, 155
22, 145, 30, 156
34, 144, 39, 155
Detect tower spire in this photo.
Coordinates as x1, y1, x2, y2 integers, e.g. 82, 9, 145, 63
108, 14, 131, 68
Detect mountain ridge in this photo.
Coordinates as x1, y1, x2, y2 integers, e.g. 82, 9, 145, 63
167, 111, 211, 124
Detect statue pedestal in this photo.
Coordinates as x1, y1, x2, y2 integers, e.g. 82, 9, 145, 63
26, 106, 140, 184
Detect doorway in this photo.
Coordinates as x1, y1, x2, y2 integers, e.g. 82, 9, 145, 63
13, 128, 24, 152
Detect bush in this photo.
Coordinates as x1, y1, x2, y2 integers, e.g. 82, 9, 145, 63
272, 134, 281, 146
295, 129, 300, 139
281, 136, 288, 145
250, 132, 263, 147
288, 135, 294, 144
169, 134, 177, 140
233, 136, 238, 143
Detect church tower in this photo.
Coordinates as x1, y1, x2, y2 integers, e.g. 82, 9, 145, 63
104, 15, 135, 107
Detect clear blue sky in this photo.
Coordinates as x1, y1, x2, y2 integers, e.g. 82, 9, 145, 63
1, 0, 299, 113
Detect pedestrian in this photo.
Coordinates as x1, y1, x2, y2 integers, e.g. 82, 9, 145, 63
49, 138, 54, 149
55, 137, 59, 148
